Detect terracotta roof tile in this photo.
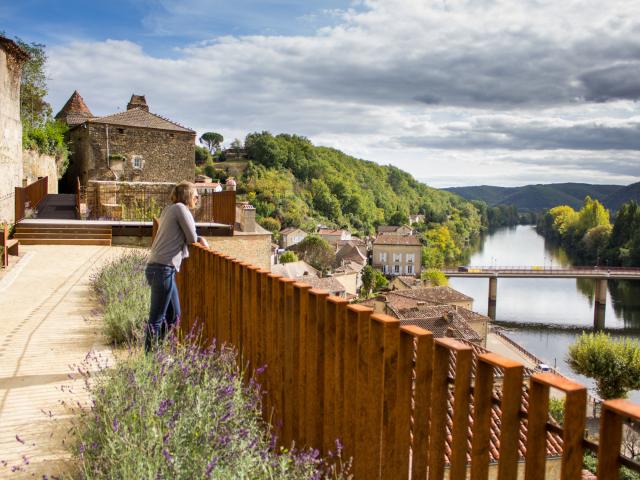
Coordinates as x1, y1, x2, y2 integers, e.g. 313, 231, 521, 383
55, 90, 94, 126
293, 275, 345, 293
88, 108, 194, 133
388, 286, 472, 306
373, 234, 421, 246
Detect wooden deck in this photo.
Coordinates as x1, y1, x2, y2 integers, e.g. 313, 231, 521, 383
0, 245, 119, 478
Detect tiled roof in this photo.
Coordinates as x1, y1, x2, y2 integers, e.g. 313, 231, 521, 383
392, 275, 423, 289
336, 238, 366, 248
335, 244, 367, 266
396, 306, 481, 342
88, 108, 194, 133
440, 339, 560, 465
55, 91, 94, 126
373, 234, 421, 246
292, 275, 346, 293
319, 229, 349, 236
391, 286, 472, 305
280, 227, 305, 235
377, 225, 402, 233
334, 261, 366, 275
271, 261, 319, 279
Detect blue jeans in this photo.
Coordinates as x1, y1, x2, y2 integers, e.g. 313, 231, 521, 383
145, 263, 181, 352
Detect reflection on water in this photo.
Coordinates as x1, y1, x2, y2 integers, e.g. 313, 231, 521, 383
449, 225, 640, 399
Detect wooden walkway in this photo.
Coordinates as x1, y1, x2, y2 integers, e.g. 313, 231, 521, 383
0, 245, 121, 478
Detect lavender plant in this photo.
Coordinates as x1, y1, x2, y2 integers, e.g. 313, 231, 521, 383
91, 250, 149, 344
70, 336, 350, 479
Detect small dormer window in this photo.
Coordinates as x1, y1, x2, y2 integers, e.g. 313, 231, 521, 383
132, 155, 143, 169
118, 128, 125, 134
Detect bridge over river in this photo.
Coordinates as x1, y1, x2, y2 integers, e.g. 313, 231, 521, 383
442, 266, 640, 326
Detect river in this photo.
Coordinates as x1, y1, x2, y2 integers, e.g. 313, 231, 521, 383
448, 225, 640, 401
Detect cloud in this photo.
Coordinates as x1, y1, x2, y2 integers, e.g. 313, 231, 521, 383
44, 0, 640, 186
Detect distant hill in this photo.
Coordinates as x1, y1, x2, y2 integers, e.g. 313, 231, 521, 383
604, 182, 640, 211
444, 183, 626, 211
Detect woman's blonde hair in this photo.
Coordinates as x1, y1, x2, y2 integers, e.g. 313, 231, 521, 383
171, 181, 197, 205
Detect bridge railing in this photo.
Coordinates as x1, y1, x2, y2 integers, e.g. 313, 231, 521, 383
445, 266, 640, 274
177, 244, 640, 479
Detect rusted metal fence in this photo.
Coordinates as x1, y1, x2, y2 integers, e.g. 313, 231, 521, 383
15, 176, 48, 222
177, 243, 640, 479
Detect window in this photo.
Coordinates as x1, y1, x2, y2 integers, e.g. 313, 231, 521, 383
393, 253, 402, 263
379, 252, 387, 263
394, 265, 400, 274
383, 265, 389, 274
406, 254, 415, 264
132, 155, 143, 169
407, 265, 414, 274
117, 128, 125, 134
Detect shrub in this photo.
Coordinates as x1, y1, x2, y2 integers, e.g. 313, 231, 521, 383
91, 250, 149, 344
279, 251, 298, 263
70, 337, 349, 479
421, 268, 448, 286
568, 332, 640, 399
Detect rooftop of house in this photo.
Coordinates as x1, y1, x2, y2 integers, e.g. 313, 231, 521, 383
293, 275, 346, 294
280, 227, 306, 235
336, 238, 366, 248
391, 275, 423, 289
373, 234, 421, 246
0, 35, 30, 62
363, 286, 472, 311
57, 92, 194, 133
318, 229, 349, 236
333, 260, 366, 275
271, 261, 319, 279
395, 306, 482, 343
54, 90, 95, 126
335, 243, 367, 266
377, 225, 412, 234
440, 339, 557, 465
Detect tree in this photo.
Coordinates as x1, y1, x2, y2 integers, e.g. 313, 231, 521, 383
361, 265, 388, 295
421, 268, 448, 286
388, 208, 409, 226
199, 132, 224, 154
279, 251, 298, 263
568, 332, 640, 399
195, 145, 212, 166
258, 216, 281, 235
16, 39, 51, 129
289, 235, 335, 273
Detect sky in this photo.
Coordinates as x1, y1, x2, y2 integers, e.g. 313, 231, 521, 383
2, 0, 640, 188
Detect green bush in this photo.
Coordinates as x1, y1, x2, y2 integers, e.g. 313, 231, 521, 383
70, 337, 349, 479
421, 268, 448, 286
279, 251, 298, 263
23, 119, 70, 176
568, 332, 640, 399
91, 250, 150, 344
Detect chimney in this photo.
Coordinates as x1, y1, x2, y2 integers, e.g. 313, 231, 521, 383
127, 94, 149, 112
226, 177, 237, 191
240, 204, 256, 232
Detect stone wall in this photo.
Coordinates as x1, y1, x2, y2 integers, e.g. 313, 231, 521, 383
22, 149, 58, 193
66, 123, 195, 187
0, 45, 24, 224
205, 232, 272, 271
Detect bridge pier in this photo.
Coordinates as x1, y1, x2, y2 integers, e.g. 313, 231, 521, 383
488, 276, 498, 321
593, 278, 607, 329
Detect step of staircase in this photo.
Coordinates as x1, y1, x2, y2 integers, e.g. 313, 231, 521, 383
14, 222, 112, 246
14, 232, 113, 240
18, 238, 112, 246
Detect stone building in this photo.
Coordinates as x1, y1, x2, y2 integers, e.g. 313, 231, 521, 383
372, 234, 422, 276
0, 36, 28, 224
57, 92, 195, 189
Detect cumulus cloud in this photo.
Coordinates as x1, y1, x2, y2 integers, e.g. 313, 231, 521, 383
45, 0, 640, 186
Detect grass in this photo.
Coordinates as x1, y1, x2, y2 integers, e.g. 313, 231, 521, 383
91, 250, 149, 345
70, 336, 349, 479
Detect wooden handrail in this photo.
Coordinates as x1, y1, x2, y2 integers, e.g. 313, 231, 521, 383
14, 176, 48, 222
177, 244, 640, 479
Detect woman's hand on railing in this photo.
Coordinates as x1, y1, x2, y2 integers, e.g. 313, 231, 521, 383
197, 236, 209, 248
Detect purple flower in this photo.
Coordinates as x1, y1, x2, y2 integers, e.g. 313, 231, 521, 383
335, 438, 344, 455
155, 399, 174, 417
112, 418, 119, 433
22, 455, 29, 465
15, 434, 25, 444
255, 364, 267, 375
205, 457, 218, 478
162, 449, 173, 464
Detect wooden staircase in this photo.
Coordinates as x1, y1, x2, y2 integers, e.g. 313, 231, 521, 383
14, 223, 112, 246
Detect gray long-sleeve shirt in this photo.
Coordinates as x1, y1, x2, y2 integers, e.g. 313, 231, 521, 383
148, 203, 198, 271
